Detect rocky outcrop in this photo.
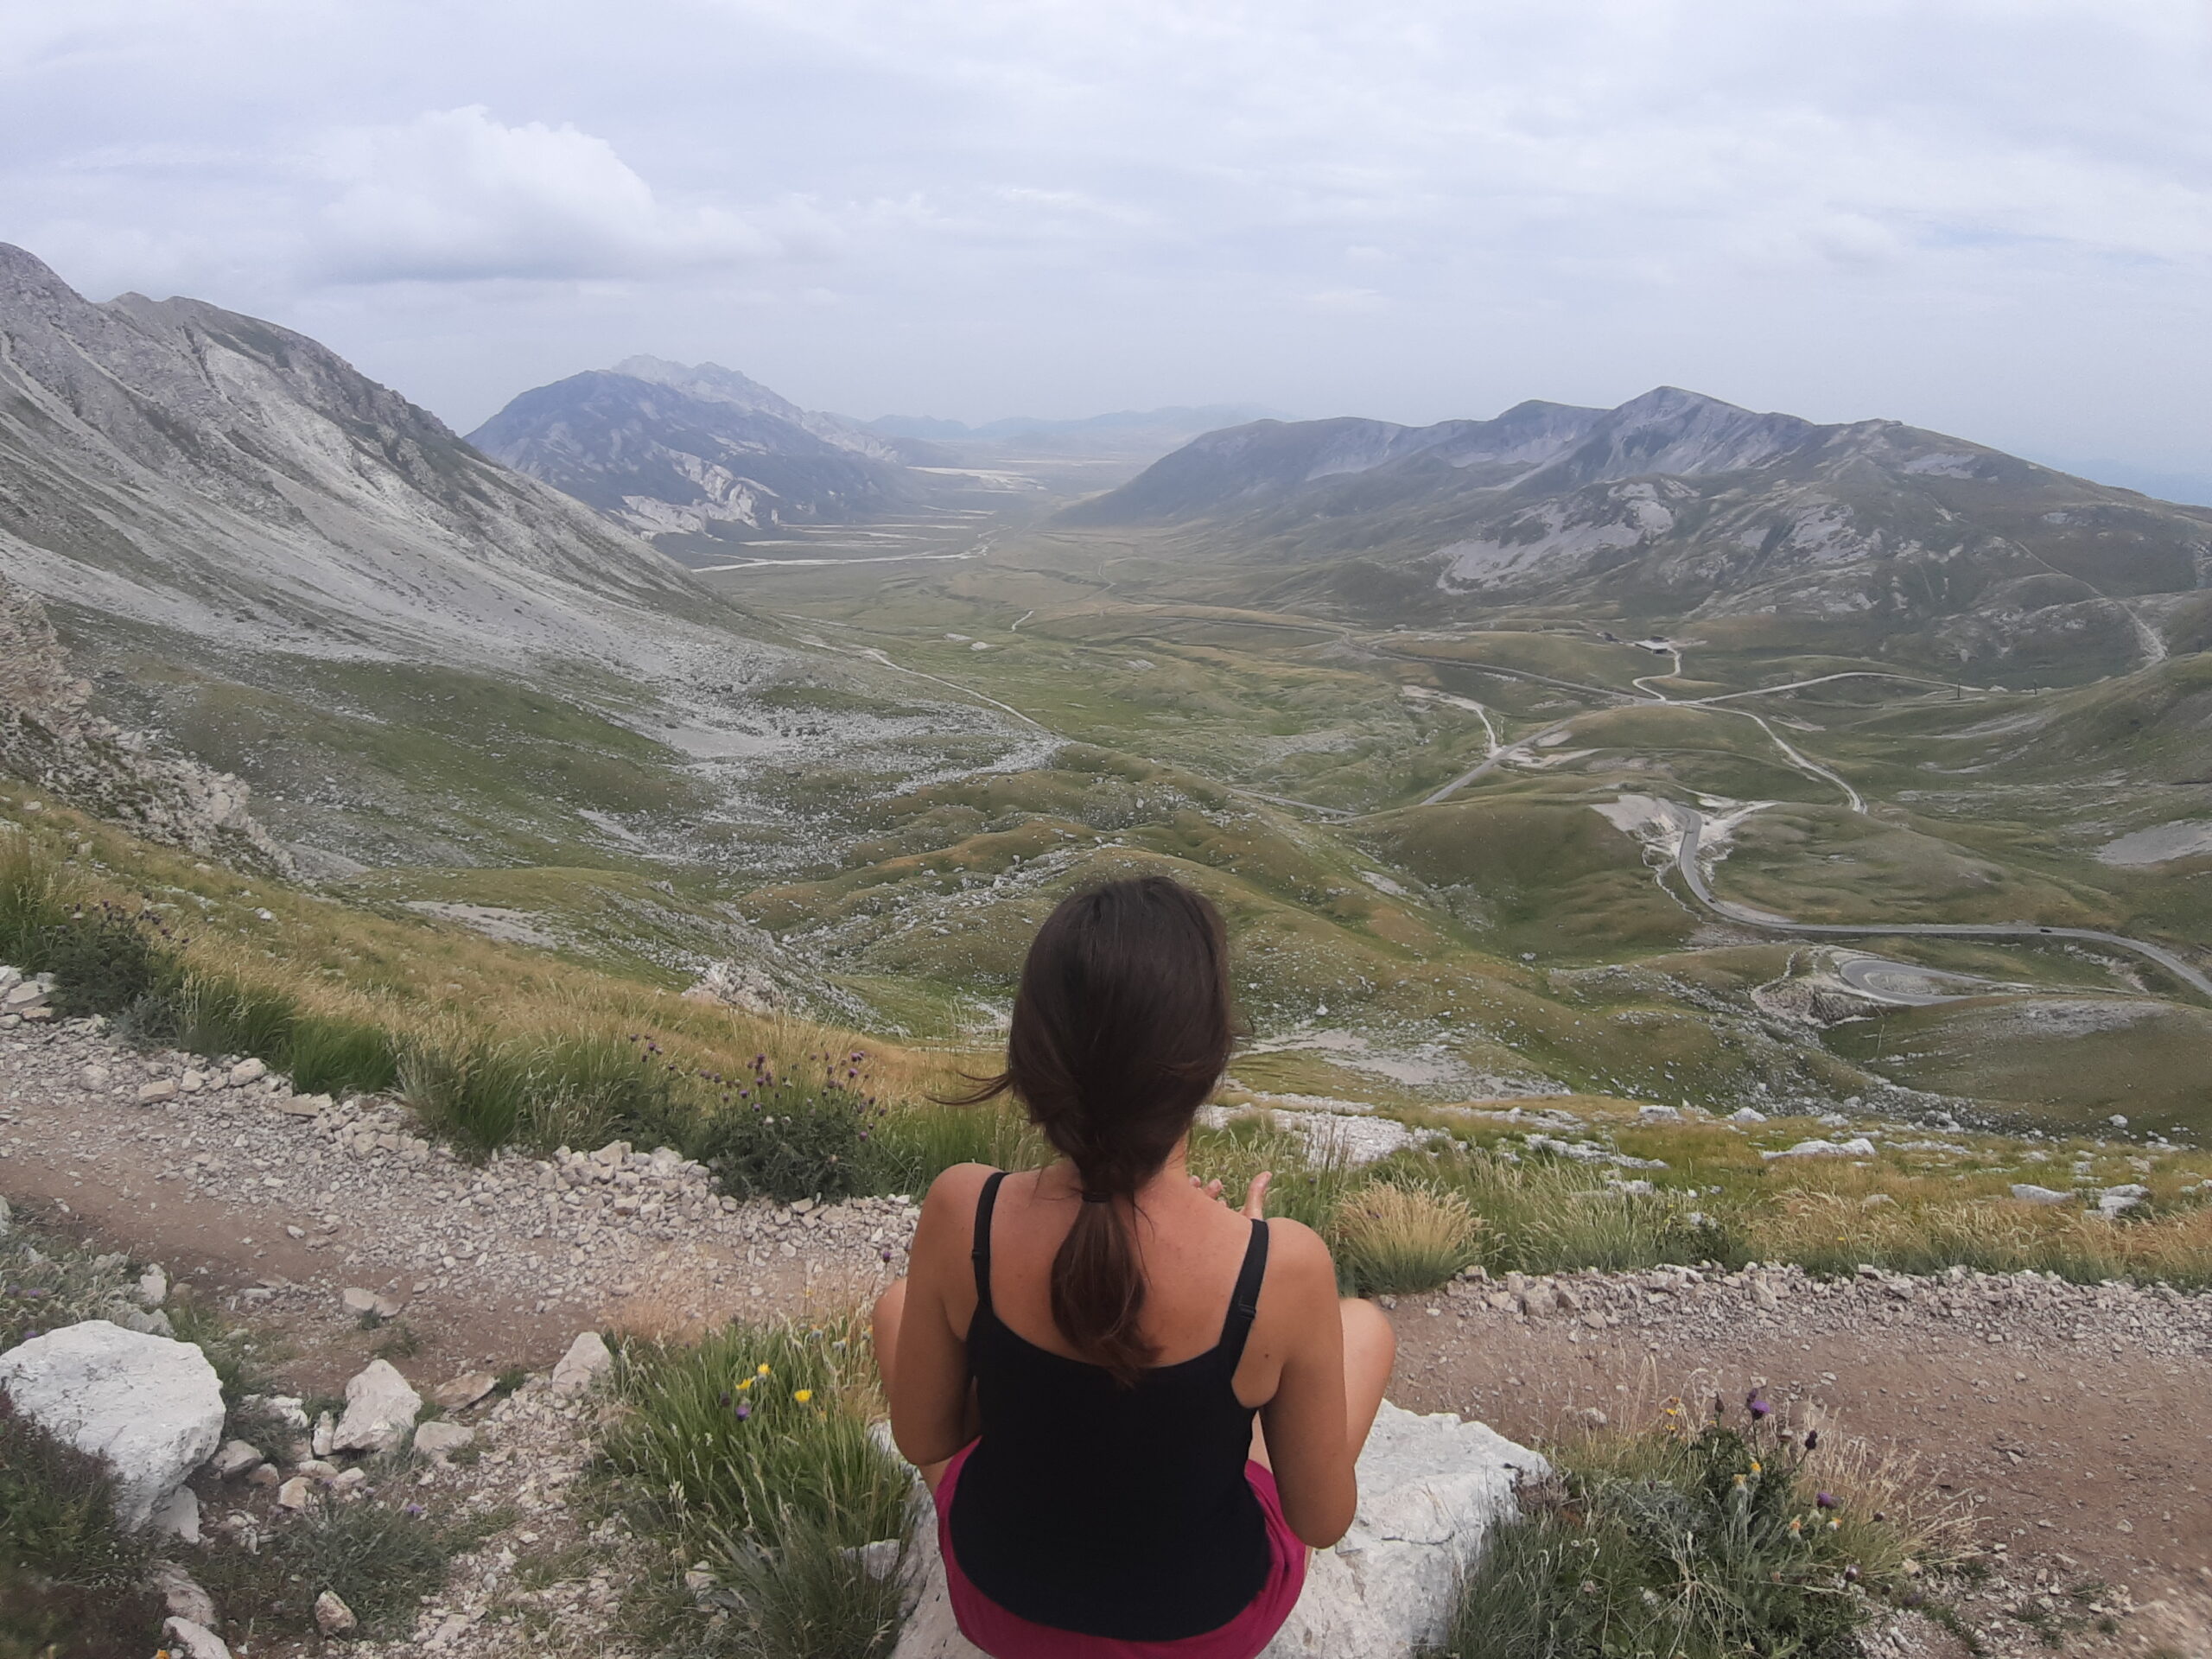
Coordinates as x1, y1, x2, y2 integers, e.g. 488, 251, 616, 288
890, 1402, 1545, 1659
0, 1319, 226, 1529
0, 575, 292, 874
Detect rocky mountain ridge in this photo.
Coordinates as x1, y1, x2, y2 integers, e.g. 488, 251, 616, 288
1065, 388, 2212, 674
0, 243, 704, 667
467, 359, 942, 556
0, 575, 291, 873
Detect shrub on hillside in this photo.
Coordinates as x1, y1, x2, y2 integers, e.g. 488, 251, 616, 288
1429, 1398, 1965, 1659
687, 1052, 887, 1203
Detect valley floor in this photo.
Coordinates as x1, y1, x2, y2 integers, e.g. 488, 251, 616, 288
5, 1016, 2209, 1657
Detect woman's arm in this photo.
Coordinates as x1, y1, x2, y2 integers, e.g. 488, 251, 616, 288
886, 1162, 991, 1470
1254, 1219, 1359, 1548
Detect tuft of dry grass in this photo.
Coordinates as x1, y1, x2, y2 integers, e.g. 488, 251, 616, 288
1333, 1181, 1483, 1294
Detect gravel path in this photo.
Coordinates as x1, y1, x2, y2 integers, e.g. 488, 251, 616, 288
0, 1016, 911, 1385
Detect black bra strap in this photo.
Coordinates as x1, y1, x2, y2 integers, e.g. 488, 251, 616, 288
971, 1169, 1008, 1314
1217, 1219, 1270, 1370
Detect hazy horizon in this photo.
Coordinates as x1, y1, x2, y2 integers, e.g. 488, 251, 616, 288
4, 1, 2208, 493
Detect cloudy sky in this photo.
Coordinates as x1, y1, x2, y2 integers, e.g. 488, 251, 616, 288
3, 0, 2208, 489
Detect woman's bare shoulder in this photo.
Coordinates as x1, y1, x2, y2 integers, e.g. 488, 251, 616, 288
918, 1161, 1001, 1219
1261, 1217, 1339, 1296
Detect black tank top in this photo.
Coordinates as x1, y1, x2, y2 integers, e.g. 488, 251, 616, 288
948, 1170, 1274, 1641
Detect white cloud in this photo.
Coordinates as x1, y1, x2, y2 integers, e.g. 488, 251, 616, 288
313, 105, 779, 283
2, 0, 2209, 462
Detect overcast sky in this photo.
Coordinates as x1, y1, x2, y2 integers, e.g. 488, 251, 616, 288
3, 1, 2209, 486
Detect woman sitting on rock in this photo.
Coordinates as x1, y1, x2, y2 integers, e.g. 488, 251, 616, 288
874, 874, 1395, 1658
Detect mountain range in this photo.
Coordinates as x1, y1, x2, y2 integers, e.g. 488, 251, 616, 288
0, 244, 1030, 873
467, 357, 950, 556
1065, 387, 2212, 677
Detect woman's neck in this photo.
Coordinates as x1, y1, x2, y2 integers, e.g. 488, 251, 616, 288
1041, 1135, 1192, 1203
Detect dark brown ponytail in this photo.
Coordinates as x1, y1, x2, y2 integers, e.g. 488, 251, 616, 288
961, 875, 1235, 1384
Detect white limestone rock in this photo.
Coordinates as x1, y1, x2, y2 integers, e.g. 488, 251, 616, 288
2009, 1183, 2072, 1206
331, 1358, 422, 1453
433, 1370, 497, 1411
315, 1589, 359, 1634
149, 1484, 201, 1543
148, 1559, 218, 1627
890, 1402, 1545, 1659
0, 1320, 225, 1529
413, 1420, 475, 1461
162, 1616, 233, 1659
210, 1439, 264, 1478
551, 1330, 613, 1396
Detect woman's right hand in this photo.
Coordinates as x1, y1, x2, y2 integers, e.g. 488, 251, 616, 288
1192, 1170, 1272, 1217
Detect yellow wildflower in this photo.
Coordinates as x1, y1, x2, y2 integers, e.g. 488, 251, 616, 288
757, 1363, 772, 1376
793, 1389, 814, 1404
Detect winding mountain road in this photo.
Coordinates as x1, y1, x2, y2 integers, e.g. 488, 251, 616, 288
1673, 818, 2212, 1003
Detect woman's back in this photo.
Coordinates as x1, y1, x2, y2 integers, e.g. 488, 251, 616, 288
951, 1168, 1274, 1639
874, 875, 1393, 1659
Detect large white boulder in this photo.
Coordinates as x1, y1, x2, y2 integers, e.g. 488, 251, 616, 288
331, 1358, 422, 1453
891, 1402, 1545, 1659
0, 1320, 226, 1530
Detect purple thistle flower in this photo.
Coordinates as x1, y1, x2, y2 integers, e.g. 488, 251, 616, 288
1815, 1491, 1835, 1509
734, 1402, 751, 1421
1843, 1564, 1862, 1583
880, 1248, 894, 1262
1804, 1429, 1821, 1452
404, 1503, 427, 1516
1745, 1391, 1771, 1421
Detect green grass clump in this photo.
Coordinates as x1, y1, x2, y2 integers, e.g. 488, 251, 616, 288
1435, 1147, 1742, 1275
189, 1497, 500, 1640
603, 1318, 905, 1549
0, 833, 176, 1018
862, 1097, 1050, 1194
1430, 1402, 1963, 1659
0, 1393, 162, 1659
285, 1014, 400, 1096
397, 1032, 677, 1158
601, 1316, 909, 1659
1334, 1182, 1484, 1294
159, 973, 297, 1067
396, 1039, 535, 1157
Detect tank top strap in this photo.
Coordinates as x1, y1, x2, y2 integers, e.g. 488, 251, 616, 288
1216, 1217, 1269, 1370
970, 1169, 1008, 1315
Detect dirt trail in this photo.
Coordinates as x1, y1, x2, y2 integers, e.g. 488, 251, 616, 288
1392, 1271, 2212, 1657
6, 1017, 2210, 1656
0, 1019, 908, 1394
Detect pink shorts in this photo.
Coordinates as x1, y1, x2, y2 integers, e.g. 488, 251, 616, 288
932, 1444, 1308, 1659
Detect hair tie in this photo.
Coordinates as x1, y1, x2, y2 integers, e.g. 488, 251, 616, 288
1081, 1190, 1112, 1204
